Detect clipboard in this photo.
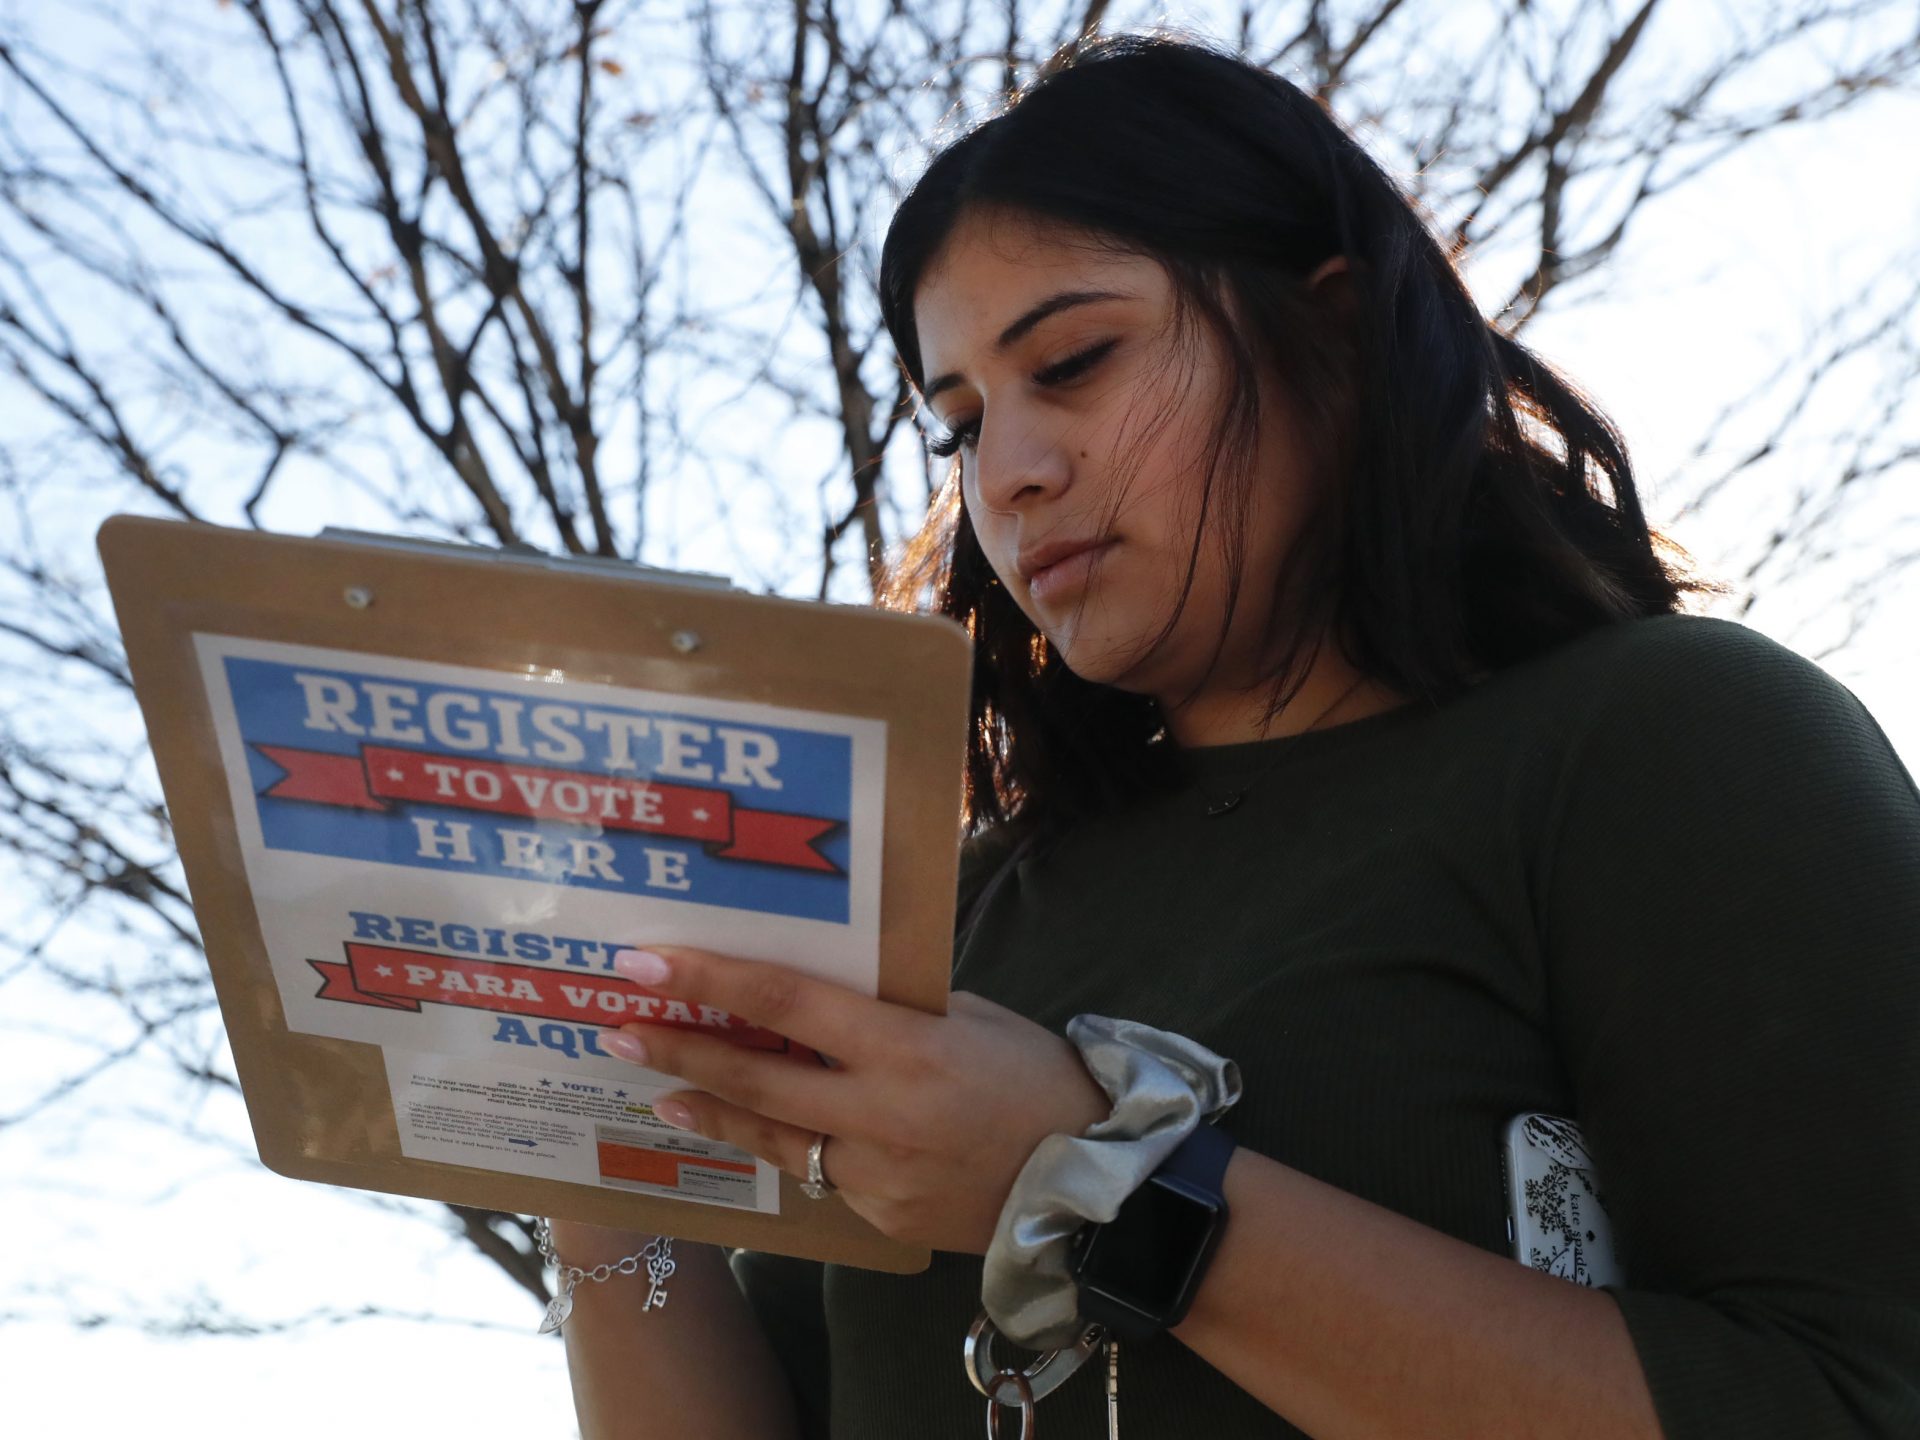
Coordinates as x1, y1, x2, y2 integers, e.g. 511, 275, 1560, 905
98, 514, 972, 1273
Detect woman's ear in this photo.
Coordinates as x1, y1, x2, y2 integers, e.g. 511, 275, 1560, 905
1306, 255, 1350, 287
1305, 255, 1360, 318
1299, 256, 1365, 460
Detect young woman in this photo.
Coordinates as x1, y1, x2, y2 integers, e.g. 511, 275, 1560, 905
551, 32, 1920, 1439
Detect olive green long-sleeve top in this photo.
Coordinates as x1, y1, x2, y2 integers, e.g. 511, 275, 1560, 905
732, 614, 1920, 1438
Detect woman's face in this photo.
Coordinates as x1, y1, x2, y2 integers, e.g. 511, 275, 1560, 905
913, 208, 1324, 706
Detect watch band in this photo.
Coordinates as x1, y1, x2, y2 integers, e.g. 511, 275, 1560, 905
1158, 1116, 1237, 1191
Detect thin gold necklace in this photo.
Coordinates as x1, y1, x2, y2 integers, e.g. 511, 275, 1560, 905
1188, 674, 1370, 817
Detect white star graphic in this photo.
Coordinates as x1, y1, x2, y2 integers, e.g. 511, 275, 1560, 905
385, 768, 405, 781
374, 965, 393, 977
691, 807, 710, 822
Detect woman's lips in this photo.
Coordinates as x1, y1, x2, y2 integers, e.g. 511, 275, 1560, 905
1028, 540, 1117, 604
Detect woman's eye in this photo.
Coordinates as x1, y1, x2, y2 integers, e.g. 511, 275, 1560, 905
924, 340, 1117, 458
1034, 338, 1118, 387
927, 418, 979, 458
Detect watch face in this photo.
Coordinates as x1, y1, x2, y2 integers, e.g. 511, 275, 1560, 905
1076, 1178, 1221, 1316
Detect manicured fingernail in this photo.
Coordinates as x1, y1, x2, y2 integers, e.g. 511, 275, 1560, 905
652, 1099, 696, 1130
601, 1031, 649, 1065
612, 949, 671, 986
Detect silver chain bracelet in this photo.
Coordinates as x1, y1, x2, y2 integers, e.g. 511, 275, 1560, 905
533, 1216, 676, 1335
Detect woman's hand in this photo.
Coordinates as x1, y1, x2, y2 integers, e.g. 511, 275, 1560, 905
598, 945, 1110, 1255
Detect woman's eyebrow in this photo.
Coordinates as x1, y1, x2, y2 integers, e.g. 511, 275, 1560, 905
923, 288, 1132, 403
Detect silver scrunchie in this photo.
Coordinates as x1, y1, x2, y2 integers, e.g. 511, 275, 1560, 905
981, 1014, 1243, 1350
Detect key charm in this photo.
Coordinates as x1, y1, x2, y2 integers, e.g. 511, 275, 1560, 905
644, 1246, 677, 1310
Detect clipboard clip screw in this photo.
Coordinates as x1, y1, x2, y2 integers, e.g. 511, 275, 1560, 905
669, 629, 702, 654
343, 586, 375, 610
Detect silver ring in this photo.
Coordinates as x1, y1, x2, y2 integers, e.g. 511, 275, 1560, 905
800, 1132, 835, 1199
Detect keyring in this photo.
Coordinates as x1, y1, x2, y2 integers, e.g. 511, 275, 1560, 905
984, 1366, 1035, 1440
963, 1310, 1105, 1404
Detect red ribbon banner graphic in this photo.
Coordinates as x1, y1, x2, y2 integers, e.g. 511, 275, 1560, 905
310, 944, 816, 1058
256, 743, 841, 874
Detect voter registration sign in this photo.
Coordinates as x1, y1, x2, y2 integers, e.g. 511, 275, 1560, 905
198, 634, 884, 1080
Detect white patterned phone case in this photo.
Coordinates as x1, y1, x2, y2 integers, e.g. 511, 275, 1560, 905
1501, 1112, 1624, 1287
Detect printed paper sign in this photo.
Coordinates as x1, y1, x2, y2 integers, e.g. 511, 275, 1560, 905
197, 634, 887, 1206
385, 1049, 779, 1212
222, 644, 861, 920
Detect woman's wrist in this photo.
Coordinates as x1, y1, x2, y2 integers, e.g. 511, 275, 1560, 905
545, 1217, 672, 1268
980, 1014, 1243, 1349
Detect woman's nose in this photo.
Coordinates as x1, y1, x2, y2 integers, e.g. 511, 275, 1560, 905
970, 409, 1074, 514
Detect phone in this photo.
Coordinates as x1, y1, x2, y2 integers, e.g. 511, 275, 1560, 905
1501, 1112, 1624, 1287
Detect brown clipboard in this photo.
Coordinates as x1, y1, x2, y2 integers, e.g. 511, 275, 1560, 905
98, 514, 971, 1272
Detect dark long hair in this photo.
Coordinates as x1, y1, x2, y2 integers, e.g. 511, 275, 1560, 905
877, 30, 1704, 843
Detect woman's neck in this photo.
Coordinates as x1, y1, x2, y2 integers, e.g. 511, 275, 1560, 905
1159, 651, 1404, 749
